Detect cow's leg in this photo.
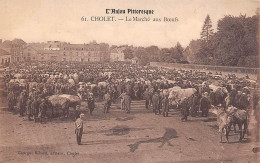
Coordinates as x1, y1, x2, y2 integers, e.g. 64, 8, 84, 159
220, 128, 223, 143
241, 121, 247, 139
243, 119, 248, 137
51, 106, 54, 119
238, 123, 243, 142
226, 127, 230, 143
233, 123, 237, 133
205, 109, 209, 117
40, 115, 43, 124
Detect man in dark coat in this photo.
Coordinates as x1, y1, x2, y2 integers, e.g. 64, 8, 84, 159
143, 88, 151, 109
38, 99, 47, 123
162, 94, 169, 117
124, 93, 131, 113
75, 105, 81, 119
31, 96, 41, 122
200, 93, 211, 117
234, 91, 242, 108
7, 90, 16, 111
181, 97, 189, 121
152, 92, 160, 115
87, 93, 95, 115
229, 88, 237, 106
18, 91, 27, 116
26, 96, 33, 121
190, 93, 200, 117
75, 113, 84, 145
238, 93, 249, 110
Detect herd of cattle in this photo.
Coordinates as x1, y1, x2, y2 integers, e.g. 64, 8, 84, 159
0, 62, 259, 143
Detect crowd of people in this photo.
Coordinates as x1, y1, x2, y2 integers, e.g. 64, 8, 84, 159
1, 61, 259, 124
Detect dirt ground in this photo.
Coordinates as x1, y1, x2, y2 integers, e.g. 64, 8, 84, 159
0, 79, 259, 163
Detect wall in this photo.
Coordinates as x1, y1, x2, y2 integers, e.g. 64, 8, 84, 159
150, 62, 259, 74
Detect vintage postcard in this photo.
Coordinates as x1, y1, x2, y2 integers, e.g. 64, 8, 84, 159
0, 0, 259, 162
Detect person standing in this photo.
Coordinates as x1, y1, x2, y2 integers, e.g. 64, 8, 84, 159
7, 90, 15, 111
152, 91, 160, 115
162, 94, 169, 117
18, 91, 27, 116
38, 98, 47, 123
190, 93, 200, 117
87, 93, 95, 115
181, 97, 189, 121
200, 92, 211, 117
104, 92, 112, 113
143, 88, 151, 109
26, 96, 33, 121
118, 92, 126, 111
124, 93, 131, 114
31, 96, 41, 122
75, 113, 84, 145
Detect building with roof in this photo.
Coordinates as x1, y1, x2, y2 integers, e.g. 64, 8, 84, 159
44, 41, 66, 51
22, 41, 107, 63
0, 49, 11, 67
60, 43, 104, 62
110, 47, 125, 62
0, 39, 26, 63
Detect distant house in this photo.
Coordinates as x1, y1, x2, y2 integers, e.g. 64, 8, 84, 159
0, 38, 26, 63
0, 49, 11, 67
110, 48, 125, 62
61, 43, 104, 62
23, 45, 41, 61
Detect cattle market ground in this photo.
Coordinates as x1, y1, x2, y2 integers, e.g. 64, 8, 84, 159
0, 82, 260, 162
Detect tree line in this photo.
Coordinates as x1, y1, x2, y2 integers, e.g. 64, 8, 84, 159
111, 9, 258, 68
185, 11, 259, 68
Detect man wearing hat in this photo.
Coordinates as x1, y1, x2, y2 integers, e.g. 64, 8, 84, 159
162, 93, 169, 117
38, 98, 47, 123
124, 92, 131, 114
180, 97, 189, 121
104, 91, 112, 113
152, 91, 160, 115
87, 93, 95, 115
200, 92, 211, 117
75, 113, 84, 145
118, 92, 127, 111
7, 90, 15, 111
18, 90, 27, 116
143, 88, 151, 109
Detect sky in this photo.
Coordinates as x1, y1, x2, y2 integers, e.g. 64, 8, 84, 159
0, 0, 259, 48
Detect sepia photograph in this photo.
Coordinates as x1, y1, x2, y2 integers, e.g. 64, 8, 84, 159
0, 0, 259, 162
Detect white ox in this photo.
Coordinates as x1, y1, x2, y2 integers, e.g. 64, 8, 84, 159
209, 84, 228, 93
167, 87, 197, 105
98, 81, 108, 88
9, 79, 27, 87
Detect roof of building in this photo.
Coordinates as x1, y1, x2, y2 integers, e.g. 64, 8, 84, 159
25, 43, 45, 51
0, 39, 26, 48
1, 40, 12, 48
0, 49, 10, 56
12, 39, 26, 45
110, 47, 126, 53
61, 43, 103, 51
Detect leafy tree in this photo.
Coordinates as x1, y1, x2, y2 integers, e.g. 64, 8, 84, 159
201, 15, 214, 41
174, 42, 184, 62
123, 47, 134, 59
134, 47, 150, 65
